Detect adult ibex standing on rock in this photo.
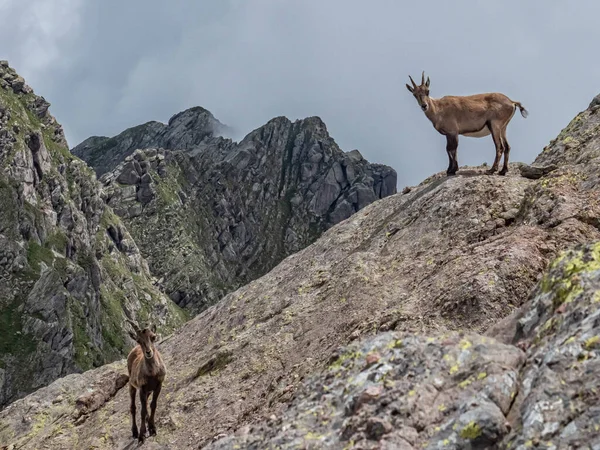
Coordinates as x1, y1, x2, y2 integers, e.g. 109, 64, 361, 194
126, 319, 166, 443
406, 71, 528, 176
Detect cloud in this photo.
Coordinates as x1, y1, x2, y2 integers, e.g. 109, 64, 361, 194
1, 0, 600, 185
0, 0, 83, 75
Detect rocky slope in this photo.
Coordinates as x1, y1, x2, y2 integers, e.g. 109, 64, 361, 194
207, 241, 600, 449
0, 62, 186, 408
77, 113, 397, 311
1, 94, 599, 449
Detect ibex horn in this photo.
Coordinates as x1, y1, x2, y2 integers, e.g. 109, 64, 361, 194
127, 318, 141, 333
421, 71, 425, 85
408, 75, 417, 89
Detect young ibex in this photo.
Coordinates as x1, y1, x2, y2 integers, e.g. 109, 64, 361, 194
406, 71, 528, 176
126, 319, 166, 443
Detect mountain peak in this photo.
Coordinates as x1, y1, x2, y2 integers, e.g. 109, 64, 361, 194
71, 106, 232, 175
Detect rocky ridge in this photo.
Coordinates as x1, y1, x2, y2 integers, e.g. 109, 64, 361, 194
0, 62, 185, 408
81, 114, 397, 311
1, 93, 600, 449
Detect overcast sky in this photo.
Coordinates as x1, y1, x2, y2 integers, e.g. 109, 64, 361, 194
1, 1, 599, 186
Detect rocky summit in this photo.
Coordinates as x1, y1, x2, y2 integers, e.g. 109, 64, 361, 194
75, 112, 397, 312
1, 79, 600, 450
0, 62, 186, 408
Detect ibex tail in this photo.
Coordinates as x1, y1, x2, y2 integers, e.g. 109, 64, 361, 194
512, 101, 528, 118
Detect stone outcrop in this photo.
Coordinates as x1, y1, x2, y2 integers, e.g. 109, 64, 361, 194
81, 115, 397, 311
0, 62, 185, 408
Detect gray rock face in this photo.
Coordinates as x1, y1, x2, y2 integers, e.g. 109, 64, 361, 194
206, 331, 524, 449
71, 106, 233, 176
490, 242, 600, 448
88, 115, 397, 312
0, 62, 185, 408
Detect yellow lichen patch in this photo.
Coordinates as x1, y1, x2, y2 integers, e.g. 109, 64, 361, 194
438, 404, 447, 412
328, 351, 362, 369
584, 336, 600, 350
449, 365, 459, 375
459, 339, 472, 351
458, 378, 473, 389
477, 372, 487, 380
460, 421, 482, 440
343, 440, 356, 450
387, 339, 403, 349
25, 410, 50, 439
408, 390, 416, 396
304, 432, 324, 441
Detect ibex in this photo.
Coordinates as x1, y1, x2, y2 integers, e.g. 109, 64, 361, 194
406, 71, 528, 176
126, 319, 166, 443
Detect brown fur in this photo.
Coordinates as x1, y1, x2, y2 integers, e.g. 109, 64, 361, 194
406, 71, 528, 176
126, 320, 166, 443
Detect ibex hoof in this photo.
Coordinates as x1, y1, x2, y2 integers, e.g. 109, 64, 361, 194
149, 427, 157, 437
499, 169, 508, 176
132, 428, 138, 439
485, 169, 497, 175
138, 435, 145, 444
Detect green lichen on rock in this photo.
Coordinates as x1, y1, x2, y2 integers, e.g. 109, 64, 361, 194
26, 240, 55, 273
460, 421, 483, 440
0, 299, 37, 357
328, 350, 363, 369
541, 242, 600, 308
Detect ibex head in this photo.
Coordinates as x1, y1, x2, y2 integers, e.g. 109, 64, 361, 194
406, 71, 431, 112
126, 319, 158, 360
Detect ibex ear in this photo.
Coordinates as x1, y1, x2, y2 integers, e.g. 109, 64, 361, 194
150, 323, 157, 333
406, 84, 414, 93
425, 77, 430, 88
128, 330, 138, 342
